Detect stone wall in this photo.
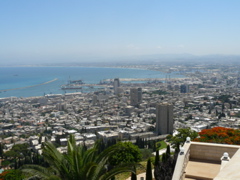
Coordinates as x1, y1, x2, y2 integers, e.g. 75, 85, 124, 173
190, 142, 240, 162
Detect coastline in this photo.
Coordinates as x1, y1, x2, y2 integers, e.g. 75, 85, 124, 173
0, 65, 150, 71
0, 67, 185, 98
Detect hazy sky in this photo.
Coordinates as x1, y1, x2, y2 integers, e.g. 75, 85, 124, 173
1, 0, 240, 63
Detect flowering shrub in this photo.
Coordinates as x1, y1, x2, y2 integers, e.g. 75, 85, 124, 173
0, 171, 9, 180
0, 170, 24, 180
194, 127, 240, 145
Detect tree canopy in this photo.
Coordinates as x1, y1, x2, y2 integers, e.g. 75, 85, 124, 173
194, 127, 240, 144
166, 128, 198, 148
109, 141, 142, 166
4, 143, 30, 158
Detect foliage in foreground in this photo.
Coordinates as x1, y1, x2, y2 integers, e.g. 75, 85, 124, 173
21, 135, 135, 180
166, 128, 198, 148
154, 146, 179, 180
0, 169, 24, 180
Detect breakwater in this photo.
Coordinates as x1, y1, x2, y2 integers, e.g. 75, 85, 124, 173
0, 78, 58, 92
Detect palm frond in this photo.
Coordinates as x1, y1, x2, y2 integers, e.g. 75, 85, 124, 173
99, 163, 136, 180
21, 164, 57, 179
22, 135, 136, 180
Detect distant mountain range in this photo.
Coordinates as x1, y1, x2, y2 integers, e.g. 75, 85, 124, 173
1, 54, 240, 66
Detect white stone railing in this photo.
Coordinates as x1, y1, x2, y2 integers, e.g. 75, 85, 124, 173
172, 142, 191, 180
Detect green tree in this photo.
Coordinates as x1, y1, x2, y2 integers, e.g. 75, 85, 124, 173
131, 172, 137, 180
140, 149, 153, 161
4, 143, 30, 159
22, 135, 135, 180
109, 142, 142, 166
146, 159, 152, 180
0, 143, 4, 157
161, 153, 167, 163
167, 128, 198, 148
154, 150, 160, 166
131, 166, 137, 180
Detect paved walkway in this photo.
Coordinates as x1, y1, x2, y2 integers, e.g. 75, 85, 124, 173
185, 159, 221, 180
152, 148, 167, 156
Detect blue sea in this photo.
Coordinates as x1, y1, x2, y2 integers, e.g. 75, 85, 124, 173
0, 67, 184, 98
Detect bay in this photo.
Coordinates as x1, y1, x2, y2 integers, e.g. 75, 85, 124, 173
0, 67, 184, 98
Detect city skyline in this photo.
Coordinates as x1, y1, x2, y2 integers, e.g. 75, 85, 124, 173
1, 0, 240, 64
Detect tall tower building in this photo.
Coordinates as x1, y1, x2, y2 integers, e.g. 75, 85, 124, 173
156, 103, 173, 135
130, 88, 142, 106
113, 78, 120, 94
180, 84, 189, 93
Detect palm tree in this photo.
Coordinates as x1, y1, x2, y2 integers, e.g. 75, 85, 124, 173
22, 135, 135, 180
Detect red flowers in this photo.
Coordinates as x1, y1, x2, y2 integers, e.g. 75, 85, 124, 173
194, 127, 240, 145
0, 171, 9, 180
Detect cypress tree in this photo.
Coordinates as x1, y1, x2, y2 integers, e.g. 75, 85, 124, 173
146, 158, 152, 180
131, 165, 137, 180
131, 172, 137, 180
175, 142, 180, 154
155, 150, 160, 166
166, 145, 171, 160
162, 153, 166, 163
14, 158, 18, 169
0, 143, 3, 157
153, 141, 156, 152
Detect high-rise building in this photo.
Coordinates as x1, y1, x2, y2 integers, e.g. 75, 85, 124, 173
130, 88, 142, 106
113, 78, 120, 94
180, 84, 189, 93
92, 95, 98, 105
156, 103, 173, 135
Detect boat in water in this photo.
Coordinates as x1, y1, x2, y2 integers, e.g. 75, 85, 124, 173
69, 79, 84, 84
61, 79, 84, 90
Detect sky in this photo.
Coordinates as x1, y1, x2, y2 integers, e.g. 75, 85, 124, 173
1, 0, 240, 64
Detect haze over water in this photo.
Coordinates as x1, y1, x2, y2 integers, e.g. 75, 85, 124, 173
0, 67, 184, 98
